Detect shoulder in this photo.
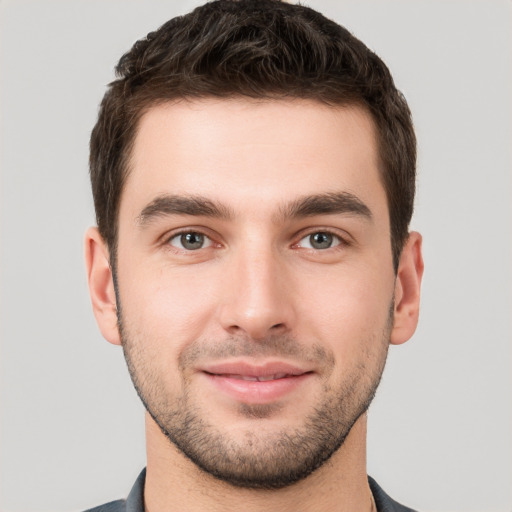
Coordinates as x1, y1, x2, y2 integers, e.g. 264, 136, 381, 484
82, 468, 146, 512
83, 500, 126, 512
368, 476, 418, 512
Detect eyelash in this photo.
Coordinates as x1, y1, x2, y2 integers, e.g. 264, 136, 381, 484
163, 228, 349, 253
295, 230, 346, 251
165, 230, 217, 252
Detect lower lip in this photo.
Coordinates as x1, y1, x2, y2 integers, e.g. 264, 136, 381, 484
202, 373, 312, 404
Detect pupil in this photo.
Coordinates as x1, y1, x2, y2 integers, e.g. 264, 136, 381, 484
181, 232, 204, 250
311, 232, 332, 249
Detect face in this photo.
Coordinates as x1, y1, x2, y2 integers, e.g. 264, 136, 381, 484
114, 99, 397, 488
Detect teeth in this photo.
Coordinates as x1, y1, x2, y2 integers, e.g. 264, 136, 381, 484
257, 375, 275, 382
258, 373, 287, 381
224, 373, 289, 381
225, 374, 258, 381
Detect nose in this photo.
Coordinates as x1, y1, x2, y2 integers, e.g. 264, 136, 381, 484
218, 245, 296, 340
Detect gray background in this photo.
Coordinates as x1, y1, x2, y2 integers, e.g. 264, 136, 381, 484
1, 1, 511, 510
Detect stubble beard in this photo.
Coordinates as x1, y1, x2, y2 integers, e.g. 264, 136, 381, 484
118, 311, 391, 490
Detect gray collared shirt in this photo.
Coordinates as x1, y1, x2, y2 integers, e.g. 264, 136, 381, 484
84, 468, 418, 512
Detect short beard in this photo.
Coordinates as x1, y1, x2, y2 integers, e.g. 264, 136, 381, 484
118, 306, 391, 489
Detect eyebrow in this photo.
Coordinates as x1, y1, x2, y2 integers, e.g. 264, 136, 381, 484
137, 195, 234, 226
136, 191, 372, 227
277, 192, 372, 221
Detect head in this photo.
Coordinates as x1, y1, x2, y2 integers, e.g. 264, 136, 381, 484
90, 0, 416, 272
86, 0, 423, 491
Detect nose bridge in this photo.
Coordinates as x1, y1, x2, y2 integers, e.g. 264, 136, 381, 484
219, 237, 294, 339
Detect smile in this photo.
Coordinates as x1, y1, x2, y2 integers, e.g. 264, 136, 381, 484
210, 373, 290, 382
199, 362, 314, 404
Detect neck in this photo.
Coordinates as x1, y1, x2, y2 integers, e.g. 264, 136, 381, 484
144, 412, 373, 512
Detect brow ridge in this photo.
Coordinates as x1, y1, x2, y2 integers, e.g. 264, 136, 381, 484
278, 192, 372, 221
137, 194, 234, 226
137, 191, 371, 227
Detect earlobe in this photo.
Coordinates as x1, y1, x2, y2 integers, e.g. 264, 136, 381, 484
84, 227, 121, 346
390, 231, 424, 345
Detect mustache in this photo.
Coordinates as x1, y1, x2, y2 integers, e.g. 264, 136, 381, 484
178, 334, 335, 370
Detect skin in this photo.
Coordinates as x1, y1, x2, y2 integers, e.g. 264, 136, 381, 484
85, 98, 423, 512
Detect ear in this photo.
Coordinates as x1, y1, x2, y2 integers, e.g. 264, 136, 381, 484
390, 231, 424, 345
84, 227, 121, 345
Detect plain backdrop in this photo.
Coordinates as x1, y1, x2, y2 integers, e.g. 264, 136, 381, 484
0, 1, 511, 511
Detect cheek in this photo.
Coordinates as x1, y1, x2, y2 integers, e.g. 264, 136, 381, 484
294, 264, 393, 357
118, 262, 220, 353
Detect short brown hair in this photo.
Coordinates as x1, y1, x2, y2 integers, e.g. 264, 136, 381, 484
90, 0, 416, 270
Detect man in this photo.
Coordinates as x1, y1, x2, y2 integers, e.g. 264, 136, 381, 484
84, 0, 423, 510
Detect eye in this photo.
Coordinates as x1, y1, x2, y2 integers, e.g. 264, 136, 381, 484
168, 231, 212, 251
298, 231, 342, 250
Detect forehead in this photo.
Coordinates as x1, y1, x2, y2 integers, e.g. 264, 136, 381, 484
122, 98, 386, 222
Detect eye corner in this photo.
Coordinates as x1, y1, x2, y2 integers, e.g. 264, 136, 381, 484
295, 230, 345, 251
165, 229, 218, 252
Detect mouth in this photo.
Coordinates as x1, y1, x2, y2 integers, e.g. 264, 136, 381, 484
211, 373, 293, 382
199, 362, 314, 404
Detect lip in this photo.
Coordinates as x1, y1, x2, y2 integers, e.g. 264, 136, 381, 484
198, 361, 314, 404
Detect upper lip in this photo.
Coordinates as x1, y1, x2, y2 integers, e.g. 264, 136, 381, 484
199, 361, 312, 378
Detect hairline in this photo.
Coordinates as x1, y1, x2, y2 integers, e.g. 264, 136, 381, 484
107, 93, 397, 272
